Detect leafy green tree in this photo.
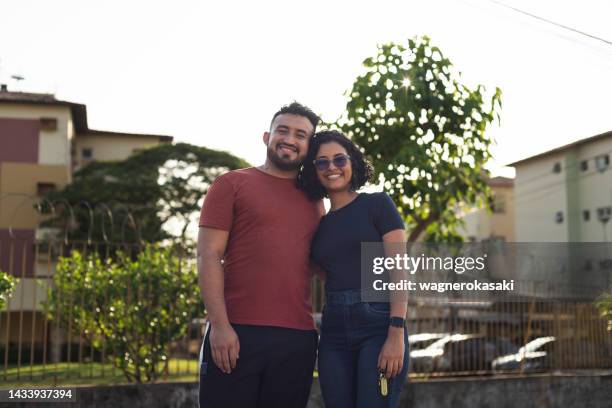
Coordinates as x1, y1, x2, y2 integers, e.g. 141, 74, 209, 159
43, 244, 202, 383
338, 36, 502, 242
45, 143, 249, 246
596, 292, 612, 331
0, 270, 15, 310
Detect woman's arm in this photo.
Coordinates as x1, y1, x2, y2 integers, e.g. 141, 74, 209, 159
377, 228, 408, 379
383, 228, 408, 318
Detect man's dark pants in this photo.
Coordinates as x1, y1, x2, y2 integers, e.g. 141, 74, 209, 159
199, 324, 318, 408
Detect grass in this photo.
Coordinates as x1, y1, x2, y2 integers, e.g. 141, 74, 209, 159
0, 359, 199, 388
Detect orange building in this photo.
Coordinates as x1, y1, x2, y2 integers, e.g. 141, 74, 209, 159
0, 85, 172, 356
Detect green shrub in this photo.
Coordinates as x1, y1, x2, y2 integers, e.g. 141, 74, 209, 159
44, 244, 203, 382
0, 270, 15, 310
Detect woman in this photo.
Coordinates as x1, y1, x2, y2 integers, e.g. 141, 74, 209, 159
298, 130, 409, 408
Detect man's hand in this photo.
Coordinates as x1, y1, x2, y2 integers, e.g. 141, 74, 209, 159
210, 323, 240, 374
377, 327, 405, 379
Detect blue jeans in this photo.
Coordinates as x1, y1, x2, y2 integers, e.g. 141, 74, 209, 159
318, 290, 409, 408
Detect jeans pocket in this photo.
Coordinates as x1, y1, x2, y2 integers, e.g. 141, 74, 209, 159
365, 302, 391, 316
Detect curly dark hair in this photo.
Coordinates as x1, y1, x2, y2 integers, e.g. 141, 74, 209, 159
297, 130, 373, 200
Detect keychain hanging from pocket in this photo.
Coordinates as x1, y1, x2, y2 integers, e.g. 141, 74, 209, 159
378, 372, 388, 397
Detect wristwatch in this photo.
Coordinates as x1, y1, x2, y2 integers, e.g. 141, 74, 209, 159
389, 316, 406, 328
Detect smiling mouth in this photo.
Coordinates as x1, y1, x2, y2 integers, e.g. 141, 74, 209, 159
325, 174, 342, 180
278, 144, 298, 154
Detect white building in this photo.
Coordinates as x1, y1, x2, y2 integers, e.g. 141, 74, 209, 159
460, 176, 515, 242
510, 130, 612, 294
511, 130, 612, 243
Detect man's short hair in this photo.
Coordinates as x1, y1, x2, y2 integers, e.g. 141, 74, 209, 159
270, 102, 320, 132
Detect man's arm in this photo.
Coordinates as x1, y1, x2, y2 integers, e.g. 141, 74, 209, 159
197, 226, 240, 374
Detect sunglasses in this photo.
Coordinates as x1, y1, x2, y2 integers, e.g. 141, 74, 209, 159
313, 154, 351, 171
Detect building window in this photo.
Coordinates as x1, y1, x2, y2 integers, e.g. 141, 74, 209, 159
580, 160, 588, 172
552, 162, 562, 173
492, 193, 506, 214
37, 182, 56, 196
40, 117, 57, 131
555, 211, 564, 223
597, 207, 612, 223
599, 259, 612, 270
82, 148, 93, 160
595, 154, 610, 172
583, 210, 590, 221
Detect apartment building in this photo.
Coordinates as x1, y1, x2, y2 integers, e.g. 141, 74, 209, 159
460, 176, 515, 242
0, 85, 172, 350
510, 130, 612, 294
511, 130, 612, 243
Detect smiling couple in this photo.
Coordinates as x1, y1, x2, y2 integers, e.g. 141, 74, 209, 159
197, 102, 409, 408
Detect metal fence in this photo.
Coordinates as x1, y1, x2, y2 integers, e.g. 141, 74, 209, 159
1, 237, 612, 385
313, 276, 612, 377
0, 236, 202, 385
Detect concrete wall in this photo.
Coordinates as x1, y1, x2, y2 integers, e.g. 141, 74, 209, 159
0, 162, 70, 229
515, 152, 568, 242
3, 277, 49, 312
460, 184, 515, 242
514, 136, 612, 243
0, 118, 40, 163
574, 136, 612, 242
399, 373, 612, 408
0, 103, 74, 166
4, 374, 611, 408
73, 133, 164, 170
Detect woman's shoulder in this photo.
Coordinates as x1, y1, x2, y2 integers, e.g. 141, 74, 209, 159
360, 191, 394, 204
353, 192, 395, 216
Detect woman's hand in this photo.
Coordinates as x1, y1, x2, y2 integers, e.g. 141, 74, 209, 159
377, 326, 405, 379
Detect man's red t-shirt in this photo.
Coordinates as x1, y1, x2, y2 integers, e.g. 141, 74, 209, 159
199, 167, 322, 330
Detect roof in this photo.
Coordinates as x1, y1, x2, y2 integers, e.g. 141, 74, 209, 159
84, 129, 173, 142
0, 90, 88, 133
487, 176, 514, 188
0, 89, 173, 142
508, 130, 612, 167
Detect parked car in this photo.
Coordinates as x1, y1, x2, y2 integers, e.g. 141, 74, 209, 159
408, 333, 449, 350
410, 333, 517, 373
436, 335, 510, 372
492, 336, 556, 372
410, 333, 474, 372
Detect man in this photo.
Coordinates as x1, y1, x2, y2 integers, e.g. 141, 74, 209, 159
197, 102, 323, 408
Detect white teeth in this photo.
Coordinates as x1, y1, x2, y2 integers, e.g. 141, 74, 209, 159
327, 174, 341, 180
279, 145, 296, 152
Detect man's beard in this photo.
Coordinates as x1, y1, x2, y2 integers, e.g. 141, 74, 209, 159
266, 144, 304, 171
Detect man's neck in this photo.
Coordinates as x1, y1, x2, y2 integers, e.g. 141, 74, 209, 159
258, 161, 298, 179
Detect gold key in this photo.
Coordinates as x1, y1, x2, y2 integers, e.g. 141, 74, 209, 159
378, 372, 388, 397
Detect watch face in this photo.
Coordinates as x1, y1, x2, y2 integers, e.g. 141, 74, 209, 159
390, 317, 405, 327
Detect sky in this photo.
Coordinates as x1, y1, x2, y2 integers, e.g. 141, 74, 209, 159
2, 0, 612, 178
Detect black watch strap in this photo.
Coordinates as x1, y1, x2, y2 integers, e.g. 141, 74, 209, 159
389, 316, 406, 328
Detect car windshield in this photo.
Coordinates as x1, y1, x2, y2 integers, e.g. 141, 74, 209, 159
426, 334, 474, 350
520, 336, 556, 353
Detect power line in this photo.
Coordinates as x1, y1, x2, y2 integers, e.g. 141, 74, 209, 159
455, 0, 612, 64
488, 0, 612, 47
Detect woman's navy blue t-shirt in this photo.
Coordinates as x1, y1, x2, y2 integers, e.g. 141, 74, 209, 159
310, 192, 405, 292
